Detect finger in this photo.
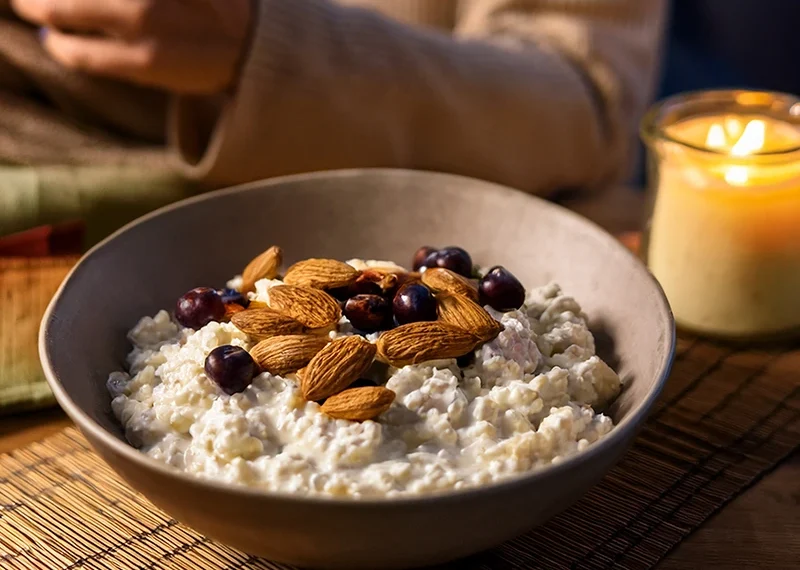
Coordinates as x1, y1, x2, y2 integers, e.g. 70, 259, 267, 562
11, 0, 150, 37
42, 28, 156, 83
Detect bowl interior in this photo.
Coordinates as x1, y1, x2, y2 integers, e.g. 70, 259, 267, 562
42, 169, 673, 457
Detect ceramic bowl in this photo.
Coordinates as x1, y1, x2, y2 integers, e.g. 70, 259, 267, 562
40, 169, 674, 569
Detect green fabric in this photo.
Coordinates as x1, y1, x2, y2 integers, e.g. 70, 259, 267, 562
0, 164, 199, 245
0, 164, 199, 414
0, 353, 56, 415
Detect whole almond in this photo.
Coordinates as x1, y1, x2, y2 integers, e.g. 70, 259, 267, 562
267, 285, 342, 330
376, 321, 479, 367
436, 293, 503, 342
321, 386, 396, 421
230, 308, 304, 340
241, 246, 283, 293
250, 335, 330, 376
283, 258, 361, 290
302, 336, 377, 401
247, 300, 268, 309
422, 268, 479, 301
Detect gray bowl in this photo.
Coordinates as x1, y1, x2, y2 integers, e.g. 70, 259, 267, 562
40, 169, 674, 569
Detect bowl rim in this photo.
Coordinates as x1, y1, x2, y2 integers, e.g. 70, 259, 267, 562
39, 168, 675, 507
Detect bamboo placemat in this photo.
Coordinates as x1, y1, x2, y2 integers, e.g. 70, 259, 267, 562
0, 335, 797, 569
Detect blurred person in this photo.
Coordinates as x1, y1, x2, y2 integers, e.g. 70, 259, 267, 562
1, 0, 666, 238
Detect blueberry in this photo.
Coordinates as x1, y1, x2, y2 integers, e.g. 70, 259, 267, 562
422, 246, 473, 277
219, 288, 249, 308
344, 294, 391, 333
478, 266, 526, 311
175, 287, 226, 329
392, 283, 437, 325
412, 246, 437, 271
204, 345, 259, 395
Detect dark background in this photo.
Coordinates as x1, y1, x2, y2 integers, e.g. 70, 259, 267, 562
659, 0, 800, 99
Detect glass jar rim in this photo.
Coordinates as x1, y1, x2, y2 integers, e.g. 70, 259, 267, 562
641, 89, 800, 156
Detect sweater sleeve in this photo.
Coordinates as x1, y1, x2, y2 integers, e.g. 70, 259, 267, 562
168, 0, 666, 194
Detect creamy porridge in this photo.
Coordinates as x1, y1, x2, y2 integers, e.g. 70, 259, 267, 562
108, 248, 621, 498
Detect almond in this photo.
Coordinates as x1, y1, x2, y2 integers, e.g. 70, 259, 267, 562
421, 268, 479, 301
283, 258, 361, 290
250, 334, 330, 376
302, 336, 377, 401
230, 308, 304, 340
436, 293, 503, 342
241, 246, 283, 293
266, 284, 342, 330
321, 386, 396, 421
247, 300, 268, 309
376, 321, 479, 367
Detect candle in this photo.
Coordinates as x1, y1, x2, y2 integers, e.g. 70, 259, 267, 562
642, 91, 800, 339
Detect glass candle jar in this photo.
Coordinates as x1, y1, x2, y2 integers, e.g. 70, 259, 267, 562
641, 90, 800, 340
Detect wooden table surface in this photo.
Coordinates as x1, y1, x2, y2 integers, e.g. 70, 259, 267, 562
1, 186, 797, 570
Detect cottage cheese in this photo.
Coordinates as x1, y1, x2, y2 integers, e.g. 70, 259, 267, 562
109, 271, 621, 497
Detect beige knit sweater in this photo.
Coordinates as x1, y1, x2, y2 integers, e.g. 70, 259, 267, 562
0, 0, 666, 200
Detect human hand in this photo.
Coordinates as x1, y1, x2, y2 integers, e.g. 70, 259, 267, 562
11, 0, 254, 94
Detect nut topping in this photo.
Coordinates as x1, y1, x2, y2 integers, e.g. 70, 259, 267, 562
301, 336, 377, 401
266, 285, 342, 330
241, 246, 283, 293
283, 258, 360, 290
250, 335, 330, 376
320, 386, 395, 421
230, 308, 304, 340
376, 321, 480, 367
436, 292, 503, 342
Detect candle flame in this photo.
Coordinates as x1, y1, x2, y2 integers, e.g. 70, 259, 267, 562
704, 119, 767, 186
725, 117, 743, 139
731, 120, 766, 156
706, 124, 726, 149
704, 119, 767, 155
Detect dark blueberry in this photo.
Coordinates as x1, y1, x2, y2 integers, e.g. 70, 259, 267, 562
327, 286, 354, 302
204, 345, 259, 395
456, 352, 476, 368
392, 283, 437, 325
422, 246, 473, 277
175, 287, 226, 329
386, 271, 420, 300
349, 378, 378, 389
412, 246, 437, 271
219, 288, 249, 308
479, 266, 526, 311
327, 287, 350, 305
344, 294, 391, 333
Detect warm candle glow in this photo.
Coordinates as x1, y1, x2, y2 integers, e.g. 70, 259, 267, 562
643, 90, 800, 339
724, 165, 749, 185
706, 123, 726, 149
725, 117, 743, 139
730, 119, 766, 156
702, 119, 767, 185
703, 118, 766, 154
